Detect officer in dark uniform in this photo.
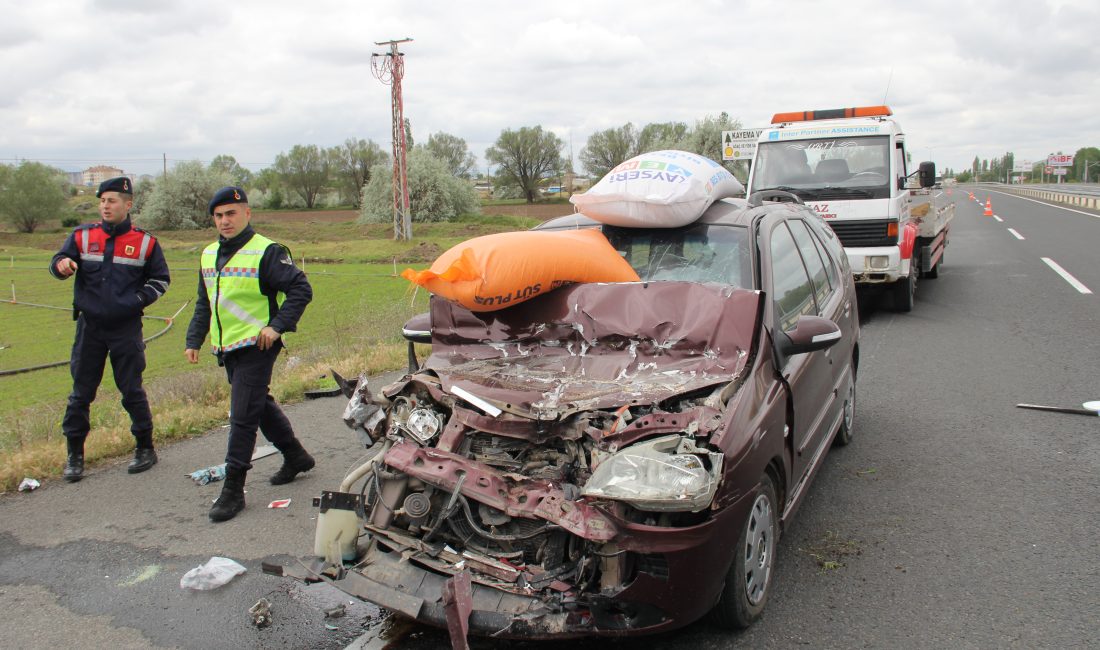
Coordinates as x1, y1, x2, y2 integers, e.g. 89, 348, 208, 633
185, 186, 314, 522
50, 176, 171, 482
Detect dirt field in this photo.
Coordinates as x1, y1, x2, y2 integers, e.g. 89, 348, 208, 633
251, 203, 574, 224
480, 203, 574, 221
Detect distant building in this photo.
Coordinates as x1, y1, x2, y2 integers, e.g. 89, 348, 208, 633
66, 171, 83, 186
81, 165, 126, 187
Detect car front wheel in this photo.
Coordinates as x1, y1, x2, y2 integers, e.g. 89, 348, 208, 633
708, 474, 779, 629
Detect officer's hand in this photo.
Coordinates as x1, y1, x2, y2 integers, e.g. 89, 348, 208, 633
257, 326, 281, 350
56, 257, 77, 277
185, 349, 199, 364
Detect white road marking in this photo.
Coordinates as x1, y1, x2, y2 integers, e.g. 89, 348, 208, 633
987, 189, 1100, 220
993, 215, 1004, 222
1041, 257, 1093, 294
1007, 228, 1025, 240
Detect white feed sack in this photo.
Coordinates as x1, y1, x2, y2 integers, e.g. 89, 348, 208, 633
571, 150, 744, 228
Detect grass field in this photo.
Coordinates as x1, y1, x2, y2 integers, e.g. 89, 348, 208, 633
0, 208, 547, 491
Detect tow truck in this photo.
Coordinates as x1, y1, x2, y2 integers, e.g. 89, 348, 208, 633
746, 106, 953, 311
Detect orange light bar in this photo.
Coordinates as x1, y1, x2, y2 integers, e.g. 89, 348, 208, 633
771, 106, 893, 124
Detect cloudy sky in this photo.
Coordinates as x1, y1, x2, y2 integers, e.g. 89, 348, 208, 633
1, 0, 1096, 178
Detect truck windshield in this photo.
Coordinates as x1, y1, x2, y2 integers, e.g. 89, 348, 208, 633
751, 135, 891, 200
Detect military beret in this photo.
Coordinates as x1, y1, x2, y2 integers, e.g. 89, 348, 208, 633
96, 176, 132, 197
208, 186, 248, 215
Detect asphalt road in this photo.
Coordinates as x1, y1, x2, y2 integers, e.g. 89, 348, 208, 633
2, 189, 1098, 649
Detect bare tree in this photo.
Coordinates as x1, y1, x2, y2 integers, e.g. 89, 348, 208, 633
273, 144, 331, 209
329, 138, 388, 208
424, 132, 477, 178
485, 126, 563, 204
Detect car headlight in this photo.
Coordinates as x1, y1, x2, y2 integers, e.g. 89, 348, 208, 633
405, 408, 443, 444
582, 435, 723, 512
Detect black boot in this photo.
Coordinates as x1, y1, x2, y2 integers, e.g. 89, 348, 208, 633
127, 447, 158, 474
209, 467, 247, 522
270, 440, 315, 485
63, 438, 85, 483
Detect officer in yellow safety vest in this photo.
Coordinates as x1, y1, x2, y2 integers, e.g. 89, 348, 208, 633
184, 187, 314, 522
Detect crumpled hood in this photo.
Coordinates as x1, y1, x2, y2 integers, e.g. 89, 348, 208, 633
423, 282, 763, 419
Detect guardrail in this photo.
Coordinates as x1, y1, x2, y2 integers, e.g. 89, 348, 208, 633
998, 185, 1100, 210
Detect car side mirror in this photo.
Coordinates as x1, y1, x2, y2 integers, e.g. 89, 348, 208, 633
402, 312, 431, 373
777, 315, 842, 356
918, 161, 936, 188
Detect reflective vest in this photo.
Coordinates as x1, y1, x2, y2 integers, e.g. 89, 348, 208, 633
201, 233, 284, 353
77, 224, 155, 268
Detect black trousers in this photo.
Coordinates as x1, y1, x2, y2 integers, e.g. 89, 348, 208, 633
222, 344, 297, 471
63, 316, 154, 443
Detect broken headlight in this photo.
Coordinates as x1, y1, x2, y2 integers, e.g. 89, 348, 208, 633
405, 408, 443, 443
582, 435, 722, 512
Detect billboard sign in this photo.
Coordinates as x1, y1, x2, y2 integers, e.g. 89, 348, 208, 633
1047, 154, 1074, 167
1012, 160, 1032, 173
1052, 167, 1068, 176
722, 129, 764, 160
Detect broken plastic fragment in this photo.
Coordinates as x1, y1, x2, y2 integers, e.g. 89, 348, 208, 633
249, 598, 272, 627
17, 477, 40, 492
188, 463, 226, 486
179, 556, 247, 590
268, 498, 292, 509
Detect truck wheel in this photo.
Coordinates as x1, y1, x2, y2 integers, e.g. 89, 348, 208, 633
833, 371, 855, 447
892, 258, 916, 312
708, 474, 778, 630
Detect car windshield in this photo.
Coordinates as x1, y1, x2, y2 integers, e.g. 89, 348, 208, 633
751, 135, 891, 199
602, 223, 752, 288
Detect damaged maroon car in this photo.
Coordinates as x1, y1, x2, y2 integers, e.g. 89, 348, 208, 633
313, 196, 859, 641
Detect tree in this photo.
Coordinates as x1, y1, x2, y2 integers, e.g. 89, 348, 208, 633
137, 161, 231, 230
209, 154, 254, 188
424, 132, 476, 178
273, 144, 330, 209
485, 126, 563, 203
637, 121, 689, 153
679, 112, 741, 168
329, 138, 388, 208
1074, 146, 1100, 182
131, 177, 155, 215
359, 147, 479, 224
0, 162, 68, 233
579, 123, 638, 179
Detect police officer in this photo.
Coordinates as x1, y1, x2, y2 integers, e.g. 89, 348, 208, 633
185, 187, 314, 522
50, 176, 170, 482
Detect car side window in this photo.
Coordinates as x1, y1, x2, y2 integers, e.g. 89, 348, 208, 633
770, 222, 816, 332
787, 219, 833, 307
810, 225, 841, 292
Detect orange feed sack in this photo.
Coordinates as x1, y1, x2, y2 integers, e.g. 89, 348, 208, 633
401, 229, 641, 311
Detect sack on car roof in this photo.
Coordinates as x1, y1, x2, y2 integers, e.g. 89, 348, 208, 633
401, 229, 640, 312
570, 150, 744, 228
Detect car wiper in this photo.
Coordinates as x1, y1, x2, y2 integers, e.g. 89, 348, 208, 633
755, 185, 819, 198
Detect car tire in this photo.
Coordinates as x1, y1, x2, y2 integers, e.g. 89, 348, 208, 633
892, 256, 916, 312
833, 370, 855, 447
708, 474, 779, 630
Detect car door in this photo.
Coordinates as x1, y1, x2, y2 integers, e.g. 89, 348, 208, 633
765, 218, 836, 482
786, 218, 849, 458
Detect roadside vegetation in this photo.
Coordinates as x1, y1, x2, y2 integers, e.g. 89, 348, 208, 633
0, 210, 543, 492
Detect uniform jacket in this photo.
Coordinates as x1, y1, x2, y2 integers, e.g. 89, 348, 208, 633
185, 225, 312, 352
50, 217, 171, 324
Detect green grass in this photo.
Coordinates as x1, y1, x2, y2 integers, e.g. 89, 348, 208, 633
0, 210, 533, 491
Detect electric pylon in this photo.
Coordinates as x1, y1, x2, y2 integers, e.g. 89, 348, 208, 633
372, 38, 413, 241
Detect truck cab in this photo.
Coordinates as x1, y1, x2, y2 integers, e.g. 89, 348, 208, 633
746, 106, 944, 311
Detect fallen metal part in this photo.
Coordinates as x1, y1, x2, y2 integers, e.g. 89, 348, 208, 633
249, 598, 272, 627
261, 557, 325, 583
323, 604, 346, 619
252, 444, 279, 461
442, 571, 473, 650
1016, 403, 1100, 417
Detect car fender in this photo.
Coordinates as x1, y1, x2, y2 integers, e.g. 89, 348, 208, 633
900, 222, 918, 260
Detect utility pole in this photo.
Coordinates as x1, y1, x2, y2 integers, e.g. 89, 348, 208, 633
372, 38, 413, 241
163, 153, 167, 179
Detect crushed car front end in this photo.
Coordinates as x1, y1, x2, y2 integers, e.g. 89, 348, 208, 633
318, 281, 772, 639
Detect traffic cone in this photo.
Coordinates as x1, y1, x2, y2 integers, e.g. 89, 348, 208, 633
984, 198, 993, 216
968, 191, 975, 200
